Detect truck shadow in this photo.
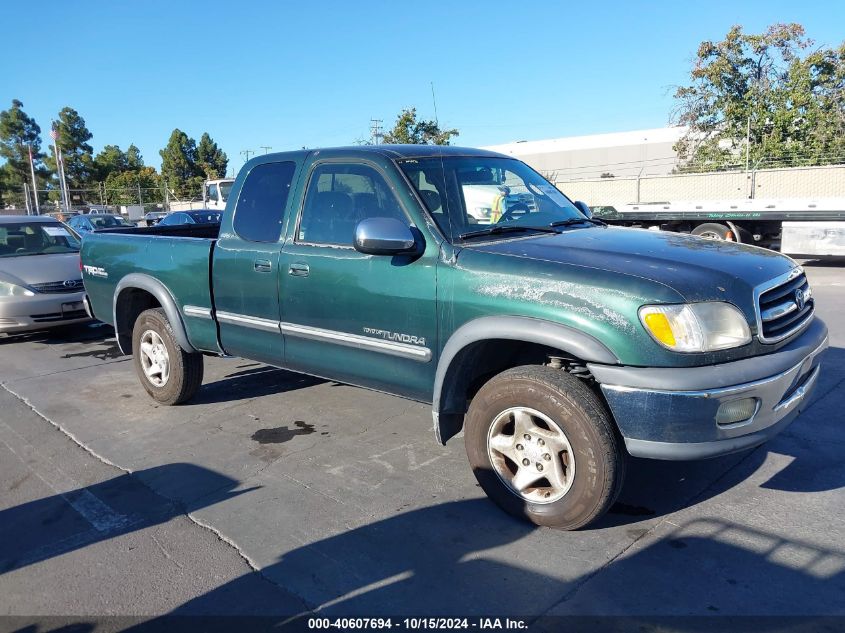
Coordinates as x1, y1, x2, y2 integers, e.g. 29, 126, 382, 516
0, 463, 257, 575
189, 366, 326, 405
124, 500, 845, 627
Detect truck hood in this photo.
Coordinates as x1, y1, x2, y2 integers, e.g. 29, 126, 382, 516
0, 252, 83, 287
464, 226, 796, 303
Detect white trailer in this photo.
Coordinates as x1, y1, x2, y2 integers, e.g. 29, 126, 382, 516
593, 198, 845, 258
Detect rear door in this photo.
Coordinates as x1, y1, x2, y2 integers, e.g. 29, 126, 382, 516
212, 159, 300, 365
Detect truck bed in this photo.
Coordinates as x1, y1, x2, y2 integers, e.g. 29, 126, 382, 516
81, 223, 221, 353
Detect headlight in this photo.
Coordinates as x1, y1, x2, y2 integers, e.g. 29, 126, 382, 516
639, 302, 751, 352
0, 280, 35, 298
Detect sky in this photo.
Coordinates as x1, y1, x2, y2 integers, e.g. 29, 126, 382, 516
2, 0, 843, 174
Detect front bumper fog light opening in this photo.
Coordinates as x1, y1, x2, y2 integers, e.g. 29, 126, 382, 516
716, 397, 760, 427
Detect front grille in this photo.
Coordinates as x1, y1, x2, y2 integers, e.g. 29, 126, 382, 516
31, 280, 84, 294
757, 271, 814, 343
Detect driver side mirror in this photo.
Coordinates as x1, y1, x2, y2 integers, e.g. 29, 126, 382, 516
354, 217, 417, 256
574, 200, 592, 219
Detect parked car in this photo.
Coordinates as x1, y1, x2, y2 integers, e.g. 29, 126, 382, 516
158, 210, 222, 226
67, 213, 134, 234
142, 211, 168, 227
44, 210, 80, 222
81, 145, 827, 530
0, 216, 91, 334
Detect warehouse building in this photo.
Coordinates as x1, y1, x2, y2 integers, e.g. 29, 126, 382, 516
483, 126, 688, 181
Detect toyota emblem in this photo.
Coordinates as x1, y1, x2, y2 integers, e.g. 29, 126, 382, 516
794, 288, 805, 311
63, 279, 80, 289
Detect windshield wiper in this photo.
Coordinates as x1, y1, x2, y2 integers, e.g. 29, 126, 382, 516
458, 225, 559, 240
549, 217, 607, 228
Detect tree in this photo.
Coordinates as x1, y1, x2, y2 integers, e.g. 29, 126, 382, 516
381, 108, 459, 145
93, 145, 128, 181
46, 107, 95, 192
673, 23, 845, 171
126, 144, 144, 170
196, 132, 228, 179
0, 99, 48, 206
159, 129, 203, 199
104, 166, 162, 206
93, 143, 145, 183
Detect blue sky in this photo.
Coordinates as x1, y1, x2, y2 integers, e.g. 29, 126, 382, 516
2, 0, 842, 173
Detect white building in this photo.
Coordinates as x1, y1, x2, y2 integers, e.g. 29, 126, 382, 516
483, 126, 688, 181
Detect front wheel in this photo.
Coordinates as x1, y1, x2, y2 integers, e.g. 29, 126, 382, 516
464, 365, 625, 530
132, 308, 203, 405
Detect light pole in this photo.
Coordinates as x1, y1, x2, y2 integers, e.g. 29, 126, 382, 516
50, 127, 71, 213
27, 144, 40, 215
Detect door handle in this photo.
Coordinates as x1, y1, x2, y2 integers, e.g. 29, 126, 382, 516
289, 262, 310, 277
254, 259, 272, 273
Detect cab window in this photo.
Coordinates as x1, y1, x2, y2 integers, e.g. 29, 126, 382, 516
233, 161, 297, 242
297, 163, 406, 245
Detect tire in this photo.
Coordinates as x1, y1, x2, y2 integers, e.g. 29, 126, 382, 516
464, 365, 625, 530
691, 222, 734, 241
131, 308, 203, 405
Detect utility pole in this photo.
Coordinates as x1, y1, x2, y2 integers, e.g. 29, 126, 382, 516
27, 145, 40, 215
370, 119, 383, 145
240, 149, 255, 164
260, 146, 272, 154
745, 117, 751, 173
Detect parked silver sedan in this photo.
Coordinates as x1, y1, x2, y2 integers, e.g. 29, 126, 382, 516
0, 216, 91, 334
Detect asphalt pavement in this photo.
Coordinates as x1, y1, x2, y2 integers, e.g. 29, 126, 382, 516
0, 261, 843, 627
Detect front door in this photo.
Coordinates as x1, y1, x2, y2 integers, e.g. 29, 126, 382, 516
213, 160, 299, 365
279, 160, 438, 401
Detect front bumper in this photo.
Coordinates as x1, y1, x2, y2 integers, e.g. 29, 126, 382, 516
589, 318, 828, 460
0, 291, 93, 334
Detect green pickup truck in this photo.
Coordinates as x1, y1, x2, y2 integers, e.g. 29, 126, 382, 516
81, 145, 828, 529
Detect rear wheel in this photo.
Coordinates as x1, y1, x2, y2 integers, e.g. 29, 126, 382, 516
464, 365, 625, 530
692, 222, 734, 241
132, 308, 203, 405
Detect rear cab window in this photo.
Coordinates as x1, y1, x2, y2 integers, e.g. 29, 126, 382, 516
233, 161, 297, 242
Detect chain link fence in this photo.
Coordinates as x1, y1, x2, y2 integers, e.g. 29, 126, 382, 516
556, 164, 845, 208
3, 182, 205, 216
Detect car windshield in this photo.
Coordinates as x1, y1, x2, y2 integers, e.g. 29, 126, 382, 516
219, 182, 233, 201
398, 156, 585, 241
0, 222, 81, 257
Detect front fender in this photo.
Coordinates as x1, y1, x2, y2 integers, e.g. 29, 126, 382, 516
432, 316, 619, 444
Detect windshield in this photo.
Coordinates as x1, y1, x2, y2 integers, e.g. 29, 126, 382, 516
0, 222, 80, 257
219, 181, 233, 201
398, 156, 584, 241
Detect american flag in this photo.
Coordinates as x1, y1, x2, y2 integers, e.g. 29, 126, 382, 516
50, 127, 58, 140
